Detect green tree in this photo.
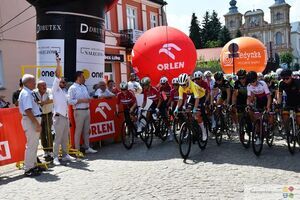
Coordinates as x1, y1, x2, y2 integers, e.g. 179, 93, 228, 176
208, 10, 222, 41
218, 26, 232, 46
189, 13, 202, 49
235, 29, 242, 38
205, 40, 222, 48
280, 51, 294, 68
200, 11, 211, 48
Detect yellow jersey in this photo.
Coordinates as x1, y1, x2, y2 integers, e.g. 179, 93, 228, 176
178, 80, 206, 99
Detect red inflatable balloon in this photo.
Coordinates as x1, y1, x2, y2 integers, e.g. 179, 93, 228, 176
132, 26, 197, 85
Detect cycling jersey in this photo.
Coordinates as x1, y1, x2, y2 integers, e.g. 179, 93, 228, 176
178, 80, 205, 100
194, 79, 210, 94
143, 86, 160, 105
266, 81, 278, 99
213, 80, 231, 100
247, 81, 270, 98
279, 79, 300, 108
234, 80, 247, 105
158, 83, 172, 100
117, 90, 137, 109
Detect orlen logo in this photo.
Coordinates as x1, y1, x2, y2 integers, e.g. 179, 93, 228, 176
95, 102, 112, 119
159, 43, 182, 60
90, 102, 115, 138
0, 141, 12, 161
157, 43, 184, 71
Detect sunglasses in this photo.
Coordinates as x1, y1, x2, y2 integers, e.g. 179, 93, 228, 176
238, 76, 246, 80
180, 84, 187, 87
121, 89, 127, 91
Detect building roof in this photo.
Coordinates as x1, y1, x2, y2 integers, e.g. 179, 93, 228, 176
197, 47, 223, 61
291, 22, 300, 33
149, 0, 167, 5
244, 9, 264, 16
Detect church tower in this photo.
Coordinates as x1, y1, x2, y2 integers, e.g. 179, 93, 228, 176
269, 0, 292, 52
224, 0, 243, 37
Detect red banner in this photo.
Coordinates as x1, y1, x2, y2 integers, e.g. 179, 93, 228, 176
0, 108, 26, 166
69, 98, 124, 147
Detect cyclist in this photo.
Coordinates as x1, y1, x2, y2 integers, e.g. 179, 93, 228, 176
277, 69, 300, 128
116, 82, 138, 128
157, 76, 172, 117
174, 73, 207, 140
141, 77, 161, 120
264, 74, 278, 101
211, 71, 231, 106
231, 69, 248, 130
128, 73, 142, 94
193, 71, 210, 104
246, 71, 272, 144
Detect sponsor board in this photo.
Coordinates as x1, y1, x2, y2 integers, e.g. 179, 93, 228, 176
90, 121, 115, 138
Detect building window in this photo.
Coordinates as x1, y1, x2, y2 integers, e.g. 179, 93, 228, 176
104, 63, 114, 81
105, 12, 111, 30
275, 32, 283, 45
230, 20, 235, 28
150, 12, 158, 28
126, 6, 137, 30
0, 51, 4, 88
276, 12, 283, 21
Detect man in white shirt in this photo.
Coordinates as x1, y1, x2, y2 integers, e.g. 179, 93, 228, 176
95, 79, 115, 98
18, 74, 43, 177
68, 71, 97, 154
34, 80, 53, 160
127, 73, 142, 94
52, 57, 76, 165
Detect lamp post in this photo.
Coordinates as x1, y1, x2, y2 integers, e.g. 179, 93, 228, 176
228, 42, 239, 74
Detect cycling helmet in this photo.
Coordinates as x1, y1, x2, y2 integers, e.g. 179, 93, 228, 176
172, 78, 179, 84
140, 77, 151, 86
160, 76, 168, 84
193, 71, 203, 79
204, 71, 212, 77
270, 71, 278, 80
247, 71, 258, 83
280, 69, 292, 78
178, 73, 189, 85
257, 72, 263, 79
120, 82, 128, 90
276, 68, 283, 77
263, 74, 272, 83
214, 71, 224, 81
236, 69, 247, 77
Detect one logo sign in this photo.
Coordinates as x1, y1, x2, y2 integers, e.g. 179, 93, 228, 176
159, 43, 182, 60
0, 141, 12, 161
82, 69, 91, 79
95, 102, 112, 119
82, 69, 103, 80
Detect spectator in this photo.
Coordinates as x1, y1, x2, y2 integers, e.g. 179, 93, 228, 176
90, 84, 99, 97
18, 74, 43, 177
52, 57, 75, 165
107, 80, 120, 95
34, 80, 53, 161
95, 79, 115, 98
0, 95, 10, 108
12, 79, 23, 106
68, 71, 97, 154
128, 73, 142, 94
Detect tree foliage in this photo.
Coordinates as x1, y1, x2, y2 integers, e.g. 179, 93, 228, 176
280, 51, 294, 68
189, 13, 202, 49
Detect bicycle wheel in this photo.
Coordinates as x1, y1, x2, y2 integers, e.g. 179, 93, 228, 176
266, 124, 275, 148
214, 114, 223, 146
121, 121, 134, 150
179, 122, 192, 159
239, 117, 250, 149
172, 117, 180, 143
157, 117, 168, 141
286, 118, 296, 155
252, 119, 264, 156
138, 116, 148, 142
196, 125, 208, 150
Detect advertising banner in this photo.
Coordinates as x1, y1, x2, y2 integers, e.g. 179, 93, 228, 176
69, 98, 123, 147
0, 108, 26, 166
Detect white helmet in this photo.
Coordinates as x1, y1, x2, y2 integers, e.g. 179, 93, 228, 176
120, 82, 128, 90
160, 76, 168, 84
172, 78, 179, 84
193, 71, 203, 79
257, 72, 263, 79
178, 73, 189, 85
276, 68, 283, 76
204, 70, 212, 77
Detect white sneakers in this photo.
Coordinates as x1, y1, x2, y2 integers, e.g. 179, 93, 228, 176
62, 154, 76, 162
85, 147, 97, 154
202, 132, 208, 141
53, 157, 61, 166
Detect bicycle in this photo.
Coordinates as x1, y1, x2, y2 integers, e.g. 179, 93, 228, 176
213, 104, 232, 146
177, 109, 207, 159
236, 105, 252, 149
249, 108, 269, 156
283, 108, 300, 155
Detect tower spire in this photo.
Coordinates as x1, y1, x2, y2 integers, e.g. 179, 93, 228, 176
275, 0, 285, 4
229, 0, 239, 14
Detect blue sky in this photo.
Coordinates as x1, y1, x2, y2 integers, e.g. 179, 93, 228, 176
166, 0, 300, 34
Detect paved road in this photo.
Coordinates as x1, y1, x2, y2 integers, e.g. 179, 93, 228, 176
1, 136, 300, 200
